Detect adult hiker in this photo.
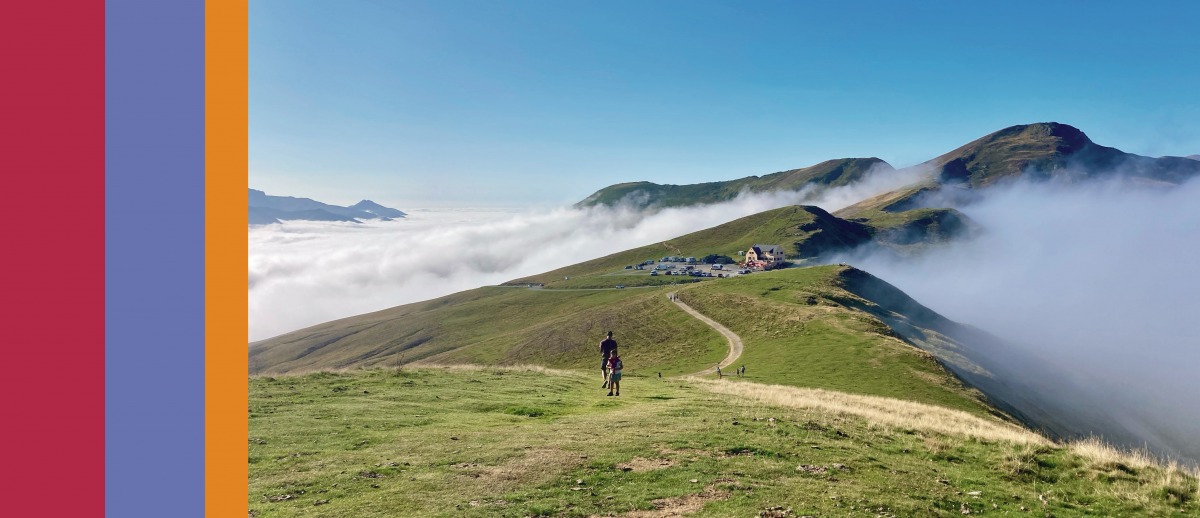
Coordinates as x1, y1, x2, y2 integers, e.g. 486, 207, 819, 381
600, 331, 618, 388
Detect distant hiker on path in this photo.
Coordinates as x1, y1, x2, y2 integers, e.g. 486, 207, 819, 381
607, 351, 623, 396
600, 331, 618, 388
716, 366, 722, 379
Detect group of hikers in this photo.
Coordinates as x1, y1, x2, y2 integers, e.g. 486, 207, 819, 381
599, 331, 622, 396
599, 330, 746, 395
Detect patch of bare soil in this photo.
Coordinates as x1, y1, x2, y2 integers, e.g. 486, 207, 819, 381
593, 484, 731, 517
616, 457, 676, 472
795, 463, 850, 475
461, 448, 585, 491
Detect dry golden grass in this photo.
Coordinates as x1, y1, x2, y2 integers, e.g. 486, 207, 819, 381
695, 378, 1047, 445
1069, 436, 1159, 471
1069, 437, 1200, 503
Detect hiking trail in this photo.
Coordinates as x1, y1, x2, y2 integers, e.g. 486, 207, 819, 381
666, 292, 743, 377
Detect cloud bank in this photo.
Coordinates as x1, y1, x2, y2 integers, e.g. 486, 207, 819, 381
249, 164, 925, 341
844, 177, 1200, 461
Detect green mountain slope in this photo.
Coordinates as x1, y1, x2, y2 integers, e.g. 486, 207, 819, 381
924, 122, 1200, 187
250, 287, 729, 378
505, 204, 967, 290
249, 368, 1199, 517
838, 122, 1200, 218
576, 122, 1200, 219
251, 263, 995, 420
576, 158, 892, 209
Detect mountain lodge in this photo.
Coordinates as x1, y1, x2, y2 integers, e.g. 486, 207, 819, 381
744, 244, 785, 270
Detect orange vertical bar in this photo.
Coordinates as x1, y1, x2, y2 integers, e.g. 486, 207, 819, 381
206, 0, 248, 516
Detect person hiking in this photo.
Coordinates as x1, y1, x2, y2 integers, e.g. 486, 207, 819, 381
600, 331, 618, 388
607, 351, 623, 396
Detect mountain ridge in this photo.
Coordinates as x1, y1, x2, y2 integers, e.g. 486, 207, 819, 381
248, 188, 406, 225
576, 157, 893, 209
577, 123, 1200, 215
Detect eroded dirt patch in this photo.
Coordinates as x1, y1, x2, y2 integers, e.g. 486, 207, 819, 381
593, 484, 731, 517
460, 448, 585, 491
617, 456, 676, 472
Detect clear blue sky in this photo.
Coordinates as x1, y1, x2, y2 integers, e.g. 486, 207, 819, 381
250, 0, 1200, 208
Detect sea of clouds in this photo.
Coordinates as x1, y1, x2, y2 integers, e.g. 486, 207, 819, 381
841, 176, 1200, 460
248, 163, 924, 341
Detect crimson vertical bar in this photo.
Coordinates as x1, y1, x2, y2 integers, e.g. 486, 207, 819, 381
0, 1, 104, 516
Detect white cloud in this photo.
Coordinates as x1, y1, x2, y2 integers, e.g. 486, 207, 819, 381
248, 164, 920, 340
845, 177, 1200, 460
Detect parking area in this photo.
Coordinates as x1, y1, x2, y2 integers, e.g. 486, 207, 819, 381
617, 256, 759, 279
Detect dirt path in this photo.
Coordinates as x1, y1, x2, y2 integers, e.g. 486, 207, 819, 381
667, 292, 743, 377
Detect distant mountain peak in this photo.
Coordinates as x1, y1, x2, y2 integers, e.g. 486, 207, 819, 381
349, 199, 407, 218
248, 189, 406, 225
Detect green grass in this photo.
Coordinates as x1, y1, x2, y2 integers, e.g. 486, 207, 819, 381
676, 266, 992, 417
252, 286, 728, 378
249, 368, 1198, 517
252, 264, 989, 419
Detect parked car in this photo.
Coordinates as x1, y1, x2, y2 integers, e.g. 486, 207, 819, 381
650, 271, 658, 276
615, 285, 625, 289
711, 264, 723, 270
624, 265, 633, 269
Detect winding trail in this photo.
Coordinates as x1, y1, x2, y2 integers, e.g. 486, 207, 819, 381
667, 292, 744, 377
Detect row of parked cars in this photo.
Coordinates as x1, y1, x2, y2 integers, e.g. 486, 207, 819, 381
652, 269, 723, 278
622, 256, 753, 279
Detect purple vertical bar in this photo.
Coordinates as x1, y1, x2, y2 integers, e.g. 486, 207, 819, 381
106, 1, 206, 516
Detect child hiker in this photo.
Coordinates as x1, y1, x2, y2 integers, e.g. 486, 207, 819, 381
607, 350, 623, 396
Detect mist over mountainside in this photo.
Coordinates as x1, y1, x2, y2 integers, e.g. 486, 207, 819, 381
248, 188, 406, 225
836, 177, 1200, 463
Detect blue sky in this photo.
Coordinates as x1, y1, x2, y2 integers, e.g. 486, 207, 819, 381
250, 1, 1200, 208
